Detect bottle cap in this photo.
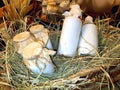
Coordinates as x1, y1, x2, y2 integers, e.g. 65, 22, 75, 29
13, 31, 30, 42
30, 24, 44, 34
22, 41, 43, 59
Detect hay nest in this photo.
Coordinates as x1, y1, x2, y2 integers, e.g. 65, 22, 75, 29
0, 18, 120, 90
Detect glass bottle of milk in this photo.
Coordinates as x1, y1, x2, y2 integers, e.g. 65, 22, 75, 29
57, 4, 82, 57
78, 16, 98, 56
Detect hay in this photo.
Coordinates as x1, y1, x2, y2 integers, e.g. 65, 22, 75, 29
2, 0, 32, 20
0, 18, 120, 90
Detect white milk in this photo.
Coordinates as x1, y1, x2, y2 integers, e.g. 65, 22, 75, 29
57, 16, 82, 57
30, 25, 53, 49
78, 16, 98, 56
57, 4, 82, 57
13, 31, 35, 55
22, 42, 55, 75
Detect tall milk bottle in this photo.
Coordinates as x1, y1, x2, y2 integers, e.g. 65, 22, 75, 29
78, 16, 98, 56
57, 4, 82, 57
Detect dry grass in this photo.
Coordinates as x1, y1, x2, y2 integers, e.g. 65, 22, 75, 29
0, 17, 120, 90
2, 0, 32, 20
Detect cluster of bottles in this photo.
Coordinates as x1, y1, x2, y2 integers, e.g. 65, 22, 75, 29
57, 4, 98, 57
13, 24, 56, 75
13, 4, 98, 75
